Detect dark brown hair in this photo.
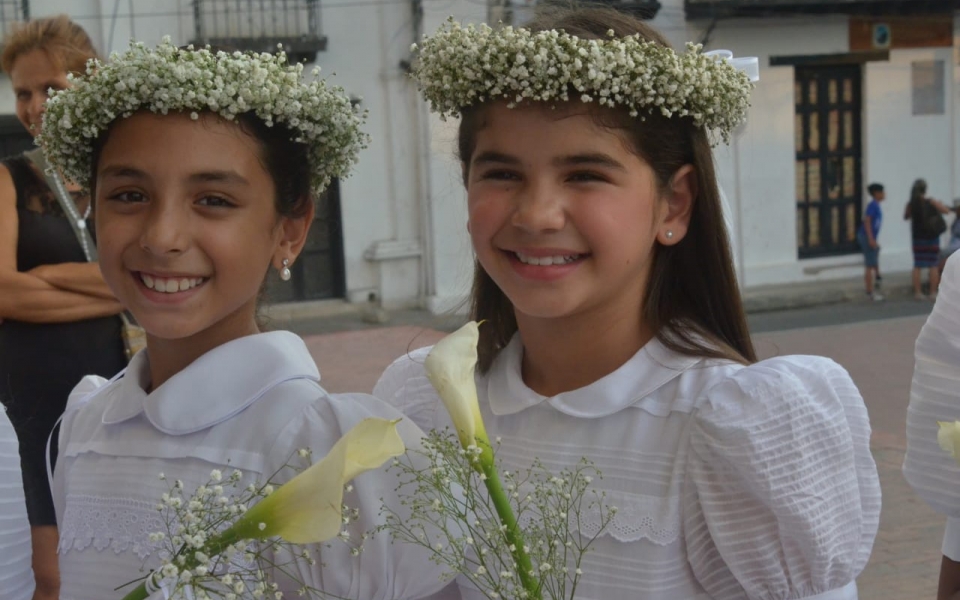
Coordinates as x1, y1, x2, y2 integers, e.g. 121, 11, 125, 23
1, 15, 98, 75
460, 5, 756, 372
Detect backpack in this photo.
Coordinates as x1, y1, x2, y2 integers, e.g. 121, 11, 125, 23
923, 200, 948, 238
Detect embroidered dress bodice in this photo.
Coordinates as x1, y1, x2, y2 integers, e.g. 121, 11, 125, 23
53, 331, 450, 600
375, 335, 881, 600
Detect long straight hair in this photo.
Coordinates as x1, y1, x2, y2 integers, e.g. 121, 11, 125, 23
459, 6, 756, 373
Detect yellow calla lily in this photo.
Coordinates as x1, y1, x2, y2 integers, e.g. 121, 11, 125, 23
424, 321, 490, 454
939, 421, 960, 463
228, 417, 405, 544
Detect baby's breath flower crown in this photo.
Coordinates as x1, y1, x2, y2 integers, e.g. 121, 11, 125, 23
412, 19, 754, 142
38, 37, 368, 196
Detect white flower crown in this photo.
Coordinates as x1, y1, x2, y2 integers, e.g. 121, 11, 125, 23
411, 19, 757, 142
38, 38, 368, 196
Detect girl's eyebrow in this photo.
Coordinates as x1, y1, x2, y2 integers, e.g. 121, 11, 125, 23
553, 153, 625, 171
187, 170, 250, 186
97, 166, 249, 186
472, 150, 625, 171
98, 165, 147, 179
472, 150, 520, 166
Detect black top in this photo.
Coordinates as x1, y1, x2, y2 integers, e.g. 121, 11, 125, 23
0, 154, 126, 524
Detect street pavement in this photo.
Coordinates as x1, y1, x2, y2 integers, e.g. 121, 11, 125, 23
289, 296, 944, 598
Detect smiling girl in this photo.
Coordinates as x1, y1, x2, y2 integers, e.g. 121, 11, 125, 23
39, 41, 449, 599
376, 7, 881, 599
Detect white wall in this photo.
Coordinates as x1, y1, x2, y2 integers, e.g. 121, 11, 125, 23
420, 1, 490, 314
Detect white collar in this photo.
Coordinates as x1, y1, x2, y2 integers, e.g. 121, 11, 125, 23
486, 334, 701, 418
100, 331, 320, 435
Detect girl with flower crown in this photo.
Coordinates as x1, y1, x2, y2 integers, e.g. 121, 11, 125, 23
38, 40, 451, 600
375, 7, 881, 600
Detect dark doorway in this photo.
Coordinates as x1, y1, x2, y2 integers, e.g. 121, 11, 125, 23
795, 64, 863, 258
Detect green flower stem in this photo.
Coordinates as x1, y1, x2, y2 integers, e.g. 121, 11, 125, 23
478, 454, 541, 600
120, 529, 244, 600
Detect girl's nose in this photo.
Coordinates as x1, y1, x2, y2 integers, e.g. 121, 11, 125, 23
139, 203, 188, 255
511, 181, 565, 233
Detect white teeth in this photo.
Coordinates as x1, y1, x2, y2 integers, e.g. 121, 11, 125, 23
140, 274, 204, 294
515, 252, 579, 266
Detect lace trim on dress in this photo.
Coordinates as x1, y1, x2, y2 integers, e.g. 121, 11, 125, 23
58, 494, 165, 559
517, 486, 680, 545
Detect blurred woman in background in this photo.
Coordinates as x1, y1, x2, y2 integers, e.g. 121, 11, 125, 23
0, 15, 126, 599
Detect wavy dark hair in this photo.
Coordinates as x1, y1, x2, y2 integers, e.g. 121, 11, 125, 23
459, 5, 756, 373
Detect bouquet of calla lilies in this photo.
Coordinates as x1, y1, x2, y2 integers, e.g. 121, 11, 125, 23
383, 322, 616, 600
124, 418, 405, 600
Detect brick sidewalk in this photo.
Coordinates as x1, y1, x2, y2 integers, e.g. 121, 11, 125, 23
303, 314, 942, 598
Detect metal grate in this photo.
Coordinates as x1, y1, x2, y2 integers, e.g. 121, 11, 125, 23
192, 0, 326, 62
0, 1, 29, 43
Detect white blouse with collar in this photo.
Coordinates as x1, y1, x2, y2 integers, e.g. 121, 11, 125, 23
53, 331, 450, 600
374, 335, 881, 600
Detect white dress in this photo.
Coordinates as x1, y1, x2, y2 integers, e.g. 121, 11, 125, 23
0, 405, 34, 600
904, 252, 960, 559
375, 335, 881, 600
53, 331, 450, 600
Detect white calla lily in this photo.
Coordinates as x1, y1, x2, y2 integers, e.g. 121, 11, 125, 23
423, 321, 540, 599
424, 321, 490, 454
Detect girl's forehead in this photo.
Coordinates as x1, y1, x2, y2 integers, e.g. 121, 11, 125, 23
103, 111, 259, 152
97, 111, 267, 178
472, 102, 637, 154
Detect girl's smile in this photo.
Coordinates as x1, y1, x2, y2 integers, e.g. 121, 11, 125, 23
136, 273, 207, 294
503, 247, 587, 282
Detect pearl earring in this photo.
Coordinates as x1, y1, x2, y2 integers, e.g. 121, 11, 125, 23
665, 230, 674, 240
280, 258, 292, 281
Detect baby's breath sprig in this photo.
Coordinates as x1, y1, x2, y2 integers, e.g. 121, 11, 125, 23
381, 429, 616, 600
121, 456, 370, 600
38, 37, 369, 195
411, 18, 754, 143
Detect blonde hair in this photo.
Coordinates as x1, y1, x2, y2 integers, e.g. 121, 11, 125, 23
1, 15, 98, 75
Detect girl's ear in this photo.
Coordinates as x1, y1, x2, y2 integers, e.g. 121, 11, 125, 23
657, 164, 697, 246
272, 197, 315, 270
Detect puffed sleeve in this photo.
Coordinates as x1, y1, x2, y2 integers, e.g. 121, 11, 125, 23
374, 346, 454, 434
265, 390, 455, 600
685, 356, 880, 600
0, 405, 34, 600
904, 252, 960, 559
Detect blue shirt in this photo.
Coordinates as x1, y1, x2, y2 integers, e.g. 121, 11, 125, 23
860, 200, 882, 239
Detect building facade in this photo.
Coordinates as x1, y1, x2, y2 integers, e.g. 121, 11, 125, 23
4, 0, 960, 311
